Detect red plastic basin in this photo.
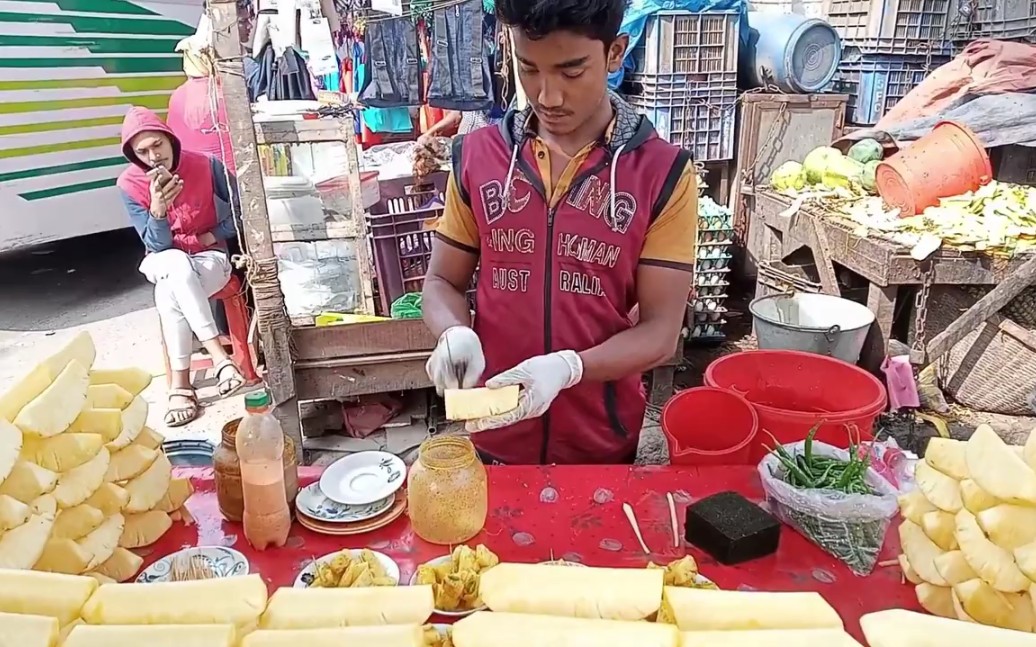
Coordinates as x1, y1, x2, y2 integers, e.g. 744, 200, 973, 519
704, 350, 888, 462
661, 387, 759, 465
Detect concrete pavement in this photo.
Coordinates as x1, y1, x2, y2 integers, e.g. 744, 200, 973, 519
0, 229, 245, 447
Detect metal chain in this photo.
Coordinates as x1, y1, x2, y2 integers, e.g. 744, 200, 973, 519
912, 263, 935, 353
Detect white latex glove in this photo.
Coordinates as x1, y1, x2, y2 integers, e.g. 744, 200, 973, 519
426, 326, 486, 395
466, 350, 583, 433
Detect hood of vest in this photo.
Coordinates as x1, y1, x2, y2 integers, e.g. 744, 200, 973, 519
496, 91, 660, 229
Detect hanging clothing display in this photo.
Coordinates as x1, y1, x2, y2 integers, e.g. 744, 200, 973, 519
249, 42, 318, 101
359, 16, 423, 108
426, 0, 493, 111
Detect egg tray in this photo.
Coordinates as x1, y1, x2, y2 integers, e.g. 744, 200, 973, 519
696, 284, 729, 297
697, 257, 731, 271
698, 216, 735, 231
698, 243, 732, 257
690, 325, 727, 342
698, 230, 734, 244
693, 309, 727, 324
693, 294, 728, 311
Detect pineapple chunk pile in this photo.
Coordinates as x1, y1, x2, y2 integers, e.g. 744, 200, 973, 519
899, 424, 1036, 632
0, 332, 193, 586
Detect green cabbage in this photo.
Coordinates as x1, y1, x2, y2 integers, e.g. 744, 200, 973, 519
848, 139, 883, 164
862, 160, 880, 193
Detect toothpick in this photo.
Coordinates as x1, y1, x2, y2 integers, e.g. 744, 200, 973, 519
666, 492, 679, 548
622, 502, 650, 554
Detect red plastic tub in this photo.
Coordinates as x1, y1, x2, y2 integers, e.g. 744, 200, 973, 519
661, 387, 759, 465
704, 350, 888, 462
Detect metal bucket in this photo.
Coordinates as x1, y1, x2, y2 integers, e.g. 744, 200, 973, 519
749, 292, 875, 364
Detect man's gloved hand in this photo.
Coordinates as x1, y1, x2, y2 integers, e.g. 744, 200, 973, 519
466, 350, 583, 433
426, 326, 486, 395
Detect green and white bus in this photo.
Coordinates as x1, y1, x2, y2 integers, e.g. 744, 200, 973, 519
0, 0, 203, 252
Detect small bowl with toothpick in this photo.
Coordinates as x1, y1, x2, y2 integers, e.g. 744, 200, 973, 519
136, 546, 249, 583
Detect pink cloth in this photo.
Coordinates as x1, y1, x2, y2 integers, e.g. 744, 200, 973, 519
877, 39, 1036, 129
167, 77, 236, 171
881, 355, 921, 411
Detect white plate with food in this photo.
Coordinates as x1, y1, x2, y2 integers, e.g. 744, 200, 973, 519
137, 546, 249, 583
295, 482, 394, 523
320, 451, 406, 505
294, 548, 400, 588
409, 545, 499, 617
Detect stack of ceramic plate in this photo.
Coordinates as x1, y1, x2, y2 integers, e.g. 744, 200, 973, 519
295, 451, 408, 536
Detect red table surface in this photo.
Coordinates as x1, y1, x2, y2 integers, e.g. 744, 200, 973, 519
157, 465, 920, 641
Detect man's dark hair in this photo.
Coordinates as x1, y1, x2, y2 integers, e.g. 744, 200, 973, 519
496, 0, 628, 45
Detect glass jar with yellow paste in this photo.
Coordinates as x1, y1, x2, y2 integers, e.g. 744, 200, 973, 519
407, 437, 487, 544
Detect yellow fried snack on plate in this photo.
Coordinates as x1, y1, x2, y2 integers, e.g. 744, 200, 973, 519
646, 556, 718, 590
308, 549, 395, 588
414, 544, 499, 613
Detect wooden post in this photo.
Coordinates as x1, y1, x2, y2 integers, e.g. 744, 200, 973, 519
209, 0, 301, 450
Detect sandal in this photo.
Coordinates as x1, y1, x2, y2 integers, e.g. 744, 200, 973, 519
215, 359, 246, 398
165, 389, 199, 428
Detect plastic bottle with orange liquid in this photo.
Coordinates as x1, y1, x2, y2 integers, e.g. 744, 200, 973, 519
236, 390, 290, 550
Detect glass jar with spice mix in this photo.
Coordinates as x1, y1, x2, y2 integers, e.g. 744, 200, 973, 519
407, 437, 487, 545
214, 417, 300, 522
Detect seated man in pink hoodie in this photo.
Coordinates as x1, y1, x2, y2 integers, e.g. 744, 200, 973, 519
117, 107, 245, 427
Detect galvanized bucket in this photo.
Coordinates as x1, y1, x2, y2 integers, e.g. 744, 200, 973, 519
749, 292, 875, 364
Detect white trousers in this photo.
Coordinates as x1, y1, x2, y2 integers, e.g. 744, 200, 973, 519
140, 249, 232, 372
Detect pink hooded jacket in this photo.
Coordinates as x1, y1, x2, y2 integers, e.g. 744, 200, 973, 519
116, 107, 237, 255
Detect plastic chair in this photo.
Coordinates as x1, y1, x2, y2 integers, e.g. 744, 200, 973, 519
161, 274, 260, 388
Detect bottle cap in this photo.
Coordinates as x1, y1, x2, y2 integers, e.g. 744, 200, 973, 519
245, 390, 271, 409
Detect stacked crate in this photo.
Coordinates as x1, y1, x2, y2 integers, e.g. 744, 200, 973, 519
622, 11, 740, 161
827, 0, 953, 125
691, 196, 735, 343
950, 0, 1036, 42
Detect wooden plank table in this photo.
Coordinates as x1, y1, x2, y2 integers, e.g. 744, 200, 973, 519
157, 465, 918, 642
752, 190, 1035, 370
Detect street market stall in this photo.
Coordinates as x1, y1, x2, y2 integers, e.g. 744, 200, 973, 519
4, 315, 1036, 647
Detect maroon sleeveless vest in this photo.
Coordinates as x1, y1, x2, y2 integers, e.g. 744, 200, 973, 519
452, 101, 688, 464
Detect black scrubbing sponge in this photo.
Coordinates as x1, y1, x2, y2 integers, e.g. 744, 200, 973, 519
685, 491, 780, 565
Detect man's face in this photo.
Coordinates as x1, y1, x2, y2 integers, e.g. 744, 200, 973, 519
512, 28, 626, 137
130, 131, 174, 170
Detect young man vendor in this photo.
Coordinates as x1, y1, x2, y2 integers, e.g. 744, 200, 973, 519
422, 0, 698, 465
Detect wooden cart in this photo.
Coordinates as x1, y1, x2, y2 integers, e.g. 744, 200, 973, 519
751, 190, 1036, 371
208, 0, 438, 455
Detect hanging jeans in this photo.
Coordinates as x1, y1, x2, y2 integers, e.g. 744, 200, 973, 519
427, 0, 493, 112
359, 17, 422, 108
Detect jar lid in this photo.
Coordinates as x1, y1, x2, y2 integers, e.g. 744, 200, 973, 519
245, 390, 271, 409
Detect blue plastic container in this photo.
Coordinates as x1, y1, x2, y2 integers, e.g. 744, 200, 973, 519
741, 12, 842, 93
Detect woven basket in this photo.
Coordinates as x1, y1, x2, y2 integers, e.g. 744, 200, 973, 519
920, 286, 1036, 415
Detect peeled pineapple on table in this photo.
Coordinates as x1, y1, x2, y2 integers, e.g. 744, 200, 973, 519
897, 424, 1036, 632
0, 332, 192, 584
